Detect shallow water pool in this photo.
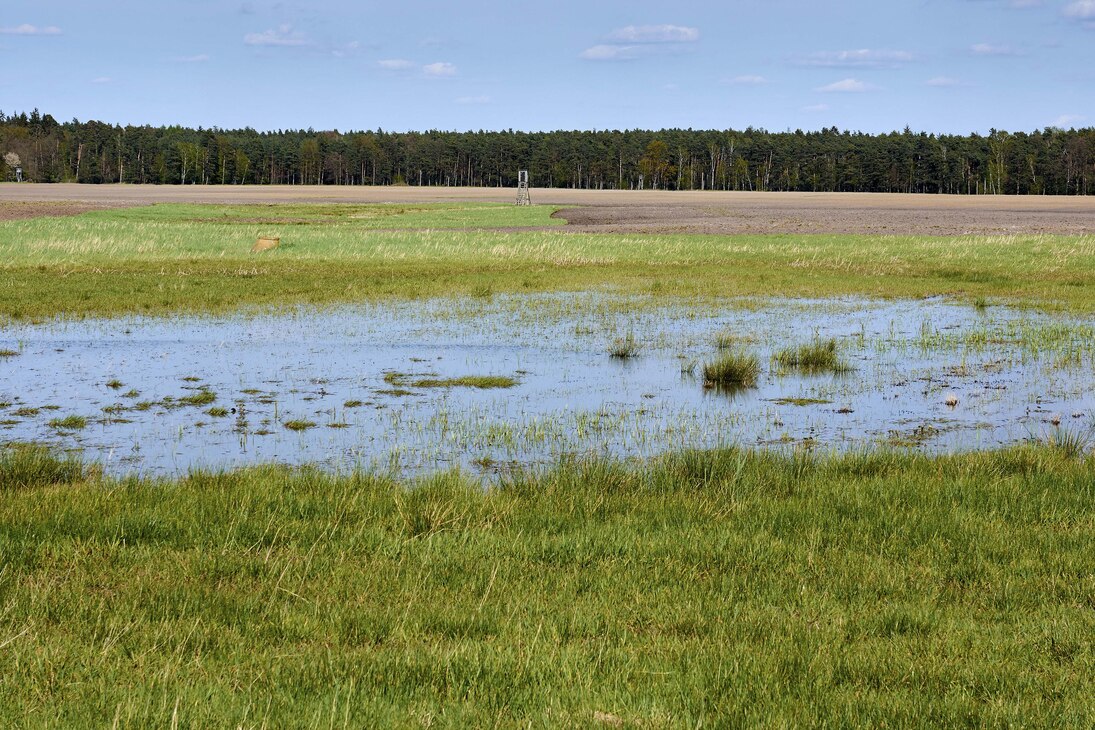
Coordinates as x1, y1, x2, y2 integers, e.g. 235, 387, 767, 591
1, 293, 1092, 477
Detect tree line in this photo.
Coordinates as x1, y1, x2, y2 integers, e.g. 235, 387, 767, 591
2, 108, 1094, 195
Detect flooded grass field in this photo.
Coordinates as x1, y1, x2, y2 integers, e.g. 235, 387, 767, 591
3, 293, 1092, 477
2, 199, 1095, 726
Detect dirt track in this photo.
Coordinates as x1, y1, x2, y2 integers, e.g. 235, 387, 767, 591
3, 183, 1095, 235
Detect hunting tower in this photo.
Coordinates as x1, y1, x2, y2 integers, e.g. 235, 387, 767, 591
515, 170, 531, 206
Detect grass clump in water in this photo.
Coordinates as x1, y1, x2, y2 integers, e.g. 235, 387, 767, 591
0, 349, 20, 357
703, 350, 760, 389
609, 333, 640, 359
205, 407, 230, 418
1045, 426, 1092, 459
411, 375, 517, 389
774, 338, 852, 374
178, 389, 216, 407
771, 397, 833, 407
283, 419, 316, 431
48, 415, 87, 430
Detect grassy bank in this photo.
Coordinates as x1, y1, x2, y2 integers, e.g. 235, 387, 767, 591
1, 203, 1094, 319
0, 444, 1092, 727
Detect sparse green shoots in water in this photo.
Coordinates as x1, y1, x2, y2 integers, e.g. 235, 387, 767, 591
714, 331, 740, 350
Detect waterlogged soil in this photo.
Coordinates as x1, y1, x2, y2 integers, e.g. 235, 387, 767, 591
1, 294, 1092, 478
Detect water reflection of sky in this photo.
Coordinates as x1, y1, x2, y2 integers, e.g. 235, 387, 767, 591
1, 294, 1092, 478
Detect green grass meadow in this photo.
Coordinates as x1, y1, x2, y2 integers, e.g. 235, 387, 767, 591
0, 445, 1093, 727
1, 203, 1094, 319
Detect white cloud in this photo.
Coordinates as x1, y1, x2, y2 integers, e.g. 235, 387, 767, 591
244, 24, 309, 47
800, 49, 913, 68
582, 23, 699, 61
606, 24, 699, 43
1052, 114, 1086, 127
174, 54, 210, 63
727, 74, 768, 85
378, 59, 458, 76
332, 41, 361, 58
422, 61, 457, 77
456, 95, 491, 105
925, 76, 962, 87
580, 44, 640, 61
970, 42, 1019, 55
378, 58, 415, 70
802, 103, 830, 112
1063, 0, 1095, 25
91, 77, 112, 84
1063, 0, 1095, 17
816, 78, 875, 93
0, 24, 62, 35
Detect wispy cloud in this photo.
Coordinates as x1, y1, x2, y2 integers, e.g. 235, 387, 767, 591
90, 77, 112, 84
456, 95, 490, 105
0, 24, 62, 35
965, 0, 1044, 8
378, 58, 416, 70
244, 24, 310, 47
816, 78, 875, 93
422, 61, 457, 77
581, 23, 699, 62
798, 48, 913, 68
331, 41, 360, 58
925, 76, 963, 87
1052, 113, 1086, 127
970, 42, 1020, 55
378, 59, 458, 77
174, 54, 210, 63
606, 24, 699, 43
580, 44, 641, 61
727, 74, 768, 85
1063, 0, 1095, 26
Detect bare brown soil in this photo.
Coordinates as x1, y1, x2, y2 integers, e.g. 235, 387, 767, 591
553, 203, 1095, 236
0, 199, 129, 221
3, 184, 1095, 235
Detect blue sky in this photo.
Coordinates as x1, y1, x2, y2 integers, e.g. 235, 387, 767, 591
1, 0, 1092, 133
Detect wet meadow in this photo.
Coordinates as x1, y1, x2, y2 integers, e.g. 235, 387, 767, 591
0, 201, 1093, 726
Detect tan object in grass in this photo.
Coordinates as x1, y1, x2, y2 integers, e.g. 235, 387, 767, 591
251, 236, 280, 253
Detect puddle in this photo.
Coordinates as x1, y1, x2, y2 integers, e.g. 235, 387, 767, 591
1, 294, 1093, 478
